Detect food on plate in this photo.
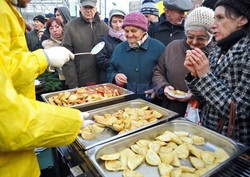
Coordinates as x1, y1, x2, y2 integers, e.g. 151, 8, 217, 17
47, 85, 121, 106
81, 130, 96, 140
214, 148, 230, 163
180, 166, 196, 173
191, 135, 205, 145
146, 149, 161, 166
94, 106, 165, 133
189, 156, 205, 169
105, 160, 123, 171
100, 130, 229, 177
187, 144, 202, 159
201, 151, 215, 165
80, 123, 104, 140
194, 167, 208, 176
148, 141, 161, 153
180, 136, 193, 144
174, 144, 189, 159
159, 151, 174, 164
100, 153, 120, 161
123, 169, 144, 177
169, 89, 186, 96
158, 163, 174, 176
171, 168, 182, 177
127, 154, 144, 170
171, 152, 181, 167
130, 144, 148, 157
175, 131, 189, 137
120, 148, 136, 169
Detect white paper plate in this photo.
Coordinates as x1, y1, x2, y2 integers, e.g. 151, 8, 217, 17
165, 88, 192, 99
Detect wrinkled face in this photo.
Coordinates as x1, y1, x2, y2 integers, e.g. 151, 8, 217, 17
186, 29, 210, 49
143, 14, 158, 23
124, 26, 146, 45
33, 20, 44, 31
165, 9, 186, 25
212, 6, 245, 42
55, 10, 64, 24
110, 16, 124, 31
80, 5, 97, 22
17, 0, 31, 8
49, 21, 63, 39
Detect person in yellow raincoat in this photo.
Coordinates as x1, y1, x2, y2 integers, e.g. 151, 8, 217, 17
0, 0, 91, 176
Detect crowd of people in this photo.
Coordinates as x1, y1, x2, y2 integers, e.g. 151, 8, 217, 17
0, 0, 249, 176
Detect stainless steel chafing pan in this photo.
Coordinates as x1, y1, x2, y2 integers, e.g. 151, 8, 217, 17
76, 99, 178, 150
86, 120, 247, 177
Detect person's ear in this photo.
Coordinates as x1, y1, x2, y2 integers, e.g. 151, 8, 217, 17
237, 16, 248, 28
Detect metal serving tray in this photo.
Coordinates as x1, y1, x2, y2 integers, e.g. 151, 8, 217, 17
41, 83, 134, 109
76, 99, 178, 150
86, 120, 247, 177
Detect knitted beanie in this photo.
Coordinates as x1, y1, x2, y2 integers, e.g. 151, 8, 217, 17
215, 0, 250, 19
184, 7, 215, 33
140, 0, 159, 16
33, 15, 46, 24
122, 12, 148, 32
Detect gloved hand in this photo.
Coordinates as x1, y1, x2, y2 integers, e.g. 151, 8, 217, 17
80, 112, 95, 128
43, 47, 74, 68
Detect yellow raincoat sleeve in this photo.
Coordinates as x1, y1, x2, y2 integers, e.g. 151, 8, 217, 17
0, 53, 82, 151
0, 0, 48, 91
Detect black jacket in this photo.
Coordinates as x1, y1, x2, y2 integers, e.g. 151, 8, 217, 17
96, 35, 123, 83
148, 13, 185, 46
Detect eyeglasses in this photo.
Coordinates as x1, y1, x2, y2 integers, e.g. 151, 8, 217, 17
186, 35, 209, 43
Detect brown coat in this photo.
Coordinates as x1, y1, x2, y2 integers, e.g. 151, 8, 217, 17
62, 14, 109, 88
152, 39, 214, 116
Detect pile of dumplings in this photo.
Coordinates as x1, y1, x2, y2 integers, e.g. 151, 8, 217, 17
99, 130, 229, 177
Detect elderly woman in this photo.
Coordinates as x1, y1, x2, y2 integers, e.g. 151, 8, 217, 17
41, 17, 67, 90
107, 12, 165, 99
96, 9, 126, 83
152, 7, 215, 116
184, 0, 250, 146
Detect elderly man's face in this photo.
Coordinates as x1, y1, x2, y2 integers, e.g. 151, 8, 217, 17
165, 9, 186, 25
80, 5, 97, 22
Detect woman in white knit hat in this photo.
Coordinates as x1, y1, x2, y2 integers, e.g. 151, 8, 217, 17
152, 7, 215, 117
96, 9, 127, 83
185, 0, 250, 147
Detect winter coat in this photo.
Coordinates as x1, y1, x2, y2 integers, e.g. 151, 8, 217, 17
42, 37, 61, 49
148, 13, 186, 46
26, 29, 42, 51
107, 37, 165, 96
185, 35, 250, 146
96, 34, 123, 83
0, 1, 82, 176
62, 14, 109, 88
152, 39, 214, 116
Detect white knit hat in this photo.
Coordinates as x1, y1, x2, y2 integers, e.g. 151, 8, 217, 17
184, 7, 215, 33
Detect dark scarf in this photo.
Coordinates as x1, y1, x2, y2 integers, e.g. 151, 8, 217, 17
217, 28, 247, 54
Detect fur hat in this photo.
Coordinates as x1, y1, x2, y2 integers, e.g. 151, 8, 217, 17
122, 12, 148, 32
163, 0, 193, 11
33, 15, 46, 24
184, 7, 215, 33
215, 0, 250, 19
140, 0, 159, 16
